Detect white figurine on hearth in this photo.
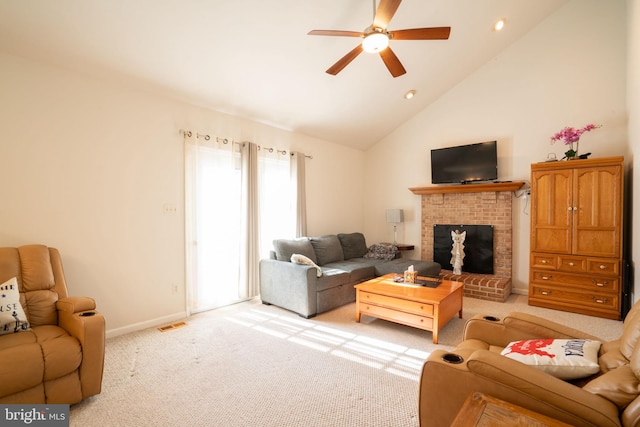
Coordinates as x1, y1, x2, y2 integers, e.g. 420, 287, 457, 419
450, 230, 466, 275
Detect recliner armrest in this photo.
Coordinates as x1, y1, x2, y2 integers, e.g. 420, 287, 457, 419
420, 349, 619, 427
463, 312, 601, 347
57, 297, 105, 398
56, 296, 96, 314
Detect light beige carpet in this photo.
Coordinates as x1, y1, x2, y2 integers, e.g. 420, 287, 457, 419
70, 295, 623, 426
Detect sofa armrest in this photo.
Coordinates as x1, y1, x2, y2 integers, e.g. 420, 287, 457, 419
419, 349, 619, 427
57, 297, 105, 398
259, 259, 318, 317
463, 312, 601, 348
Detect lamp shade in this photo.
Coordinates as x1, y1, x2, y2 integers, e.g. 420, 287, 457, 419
386, 209, 404, 223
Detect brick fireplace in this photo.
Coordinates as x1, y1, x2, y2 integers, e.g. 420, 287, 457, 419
410, 182, 524, 302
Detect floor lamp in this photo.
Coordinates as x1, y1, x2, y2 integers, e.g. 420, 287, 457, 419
386, 209, 404, 245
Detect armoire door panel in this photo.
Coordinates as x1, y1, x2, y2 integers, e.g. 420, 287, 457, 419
574, 228, 618, 257
573, 165, 622, 257
531, 169, 572, 253
534, 228, 572, 253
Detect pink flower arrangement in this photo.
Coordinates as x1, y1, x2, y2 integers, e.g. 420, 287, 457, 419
550, 124, 602, 145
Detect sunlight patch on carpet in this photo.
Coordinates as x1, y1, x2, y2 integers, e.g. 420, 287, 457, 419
223, 307, 431, 381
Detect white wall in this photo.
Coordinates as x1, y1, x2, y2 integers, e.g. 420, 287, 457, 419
364, 0, 628, 295
0, 53, 366, 335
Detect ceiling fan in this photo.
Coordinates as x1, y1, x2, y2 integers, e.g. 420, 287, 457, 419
308, 0, 451, 78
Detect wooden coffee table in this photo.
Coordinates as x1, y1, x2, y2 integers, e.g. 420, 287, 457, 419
355, 273, 463, 343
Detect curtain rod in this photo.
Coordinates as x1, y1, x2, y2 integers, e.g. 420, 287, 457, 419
180, 129, 312, 159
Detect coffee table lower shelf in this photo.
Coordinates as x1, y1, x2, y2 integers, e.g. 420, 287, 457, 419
354, 274, 463, 344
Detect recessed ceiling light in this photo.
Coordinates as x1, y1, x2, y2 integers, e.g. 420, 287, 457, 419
493, 19, 506, 32
404, 90, 416, 100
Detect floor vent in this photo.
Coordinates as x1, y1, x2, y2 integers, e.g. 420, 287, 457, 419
157, 321, 187, 332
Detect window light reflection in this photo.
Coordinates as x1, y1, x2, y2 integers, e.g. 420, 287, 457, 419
226, 309, 431, 382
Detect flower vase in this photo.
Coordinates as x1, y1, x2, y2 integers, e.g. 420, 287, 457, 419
565, 139, 579, 160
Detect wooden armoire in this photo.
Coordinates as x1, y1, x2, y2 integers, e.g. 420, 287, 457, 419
529, 156, 624, 320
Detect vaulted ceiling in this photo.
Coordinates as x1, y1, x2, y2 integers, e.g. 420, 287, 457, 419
0, 0, 568, 150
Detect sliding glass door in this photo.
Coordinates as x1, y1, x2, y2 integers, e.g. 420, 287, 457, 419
185, 137, 293, 314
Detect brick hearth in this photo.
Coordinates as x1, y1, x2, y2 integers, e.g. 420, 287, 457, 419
410, 184, 519, 303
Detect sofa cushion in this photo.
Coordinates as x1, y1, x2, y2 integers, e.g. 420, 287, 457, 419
310, 235, 344, 266
323, 258, 378, 282
273, 238, 317, 264
291, 254, 322, 277
0, 342, 44, 398
0, 277, 31, 335
33, 325, 82, 381
500, 339, 601, 380
337, 233, 368, 259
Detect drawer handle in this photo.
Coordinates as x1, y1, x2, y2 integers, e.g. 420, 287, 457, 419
592, 296, 609, 304
599, 265, 608, 270
541, 260, 549, 264
540, 290, 552, 296
567, 262, 575, 267
592, 280, 609, 287
540, 275, 552, 280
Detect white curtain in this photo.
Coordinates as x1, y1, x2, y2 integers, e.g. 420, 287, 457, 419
185, 135, 241, 313
291, 152, 307, 238
185, 134, 299, 313
258, 150, 294, 257
239, 142, 259, 299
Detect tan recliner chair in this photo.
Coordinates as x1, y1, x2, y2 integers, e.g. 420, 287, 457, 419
0, 245, 105, 404
420, 302, 640, 427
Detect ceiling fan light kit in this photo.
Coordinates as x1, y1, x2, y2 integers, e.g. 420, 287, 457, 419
308, 0, 451, 78
362, 31, 389, 53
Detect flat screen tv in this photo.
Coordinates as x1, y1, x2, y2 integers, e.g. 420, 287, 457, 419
430, 141, 498, 184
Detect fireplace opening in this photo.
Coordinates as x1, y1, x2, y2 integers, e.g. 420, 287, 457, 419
433, 224, 494, 274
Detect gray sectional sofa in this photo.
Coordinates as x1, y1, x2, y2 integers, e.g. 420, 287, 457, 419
259, 232, 441, 318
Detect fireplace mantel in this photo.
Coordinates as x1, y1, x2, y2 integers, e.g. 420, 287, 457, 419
409, 181, 524, 195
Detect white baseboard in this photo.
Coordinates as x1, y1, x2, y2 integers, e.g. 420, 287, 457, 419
511, 288, 528, 296
106, 311, 188, 339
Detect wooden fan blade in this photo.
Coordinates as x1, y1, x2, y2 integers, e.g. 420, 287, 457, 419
326, 44, 364, 75
390, 27, 451, 40
373, 0, 402, 30
308, 30, 363, 37
379, 47, 406, 77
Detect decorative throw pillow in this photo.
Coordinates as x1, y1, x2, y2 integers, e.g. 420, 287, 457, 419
291, 254, 323, 277
363, 243, 399, 260
500, 339, 601, 380
0, 277, 30, 335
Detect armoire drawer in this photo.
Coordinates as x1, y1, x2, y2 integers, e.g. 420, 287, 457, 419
530, 285, 619, 311
530, 270, 619, 293
530, 253, 557, 270
587, 259, 619, 275
557, 256, 586, 273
